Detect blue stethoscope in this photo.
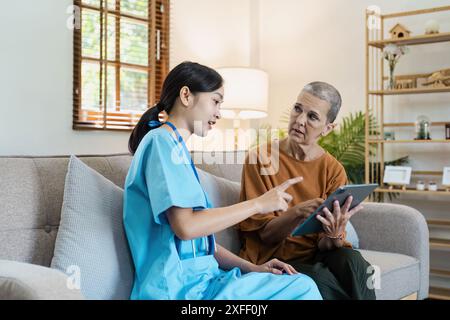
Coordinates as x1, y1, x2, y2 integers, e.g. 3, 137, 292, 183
149, 120, 216, 257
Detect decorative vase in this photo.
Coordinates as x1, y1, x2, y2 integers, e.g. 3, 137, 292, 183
388, 63, 395, 90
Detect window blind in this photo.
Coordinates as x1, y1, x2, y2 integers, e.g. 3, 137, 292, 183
73, 0, 170, 131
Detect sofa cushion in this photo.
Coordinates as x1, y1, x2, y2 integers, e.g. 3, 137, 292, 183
0, 260, 84, 300
197, 167, 241, 209
197, 168, 242, 254
0, 155, 132, 267
358, 249, 420, 300
345, 222, 359, 249
50, 156, 134, 300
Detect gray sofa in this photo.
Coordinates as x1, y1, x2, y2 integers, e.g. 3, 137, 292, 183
0, 153, 429, 300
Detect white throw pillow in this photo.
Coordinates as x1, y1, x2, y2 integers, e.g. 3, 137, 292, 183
51, 156, 134, 300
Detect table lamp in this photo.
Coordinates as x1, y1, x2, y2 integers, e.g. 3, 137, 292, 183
216, 67, 269, 149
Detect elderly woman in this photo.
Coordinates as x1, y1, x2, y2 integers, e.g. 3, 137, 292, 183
237, 82, 376, 300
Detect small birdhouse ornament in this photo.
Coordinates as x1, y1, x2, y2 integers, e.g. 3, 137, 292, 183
389, 23, 411, 39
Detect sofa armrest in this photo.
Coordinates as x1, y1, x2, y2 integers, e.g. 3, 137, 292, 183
0, 260, 84, 300
350, 202, 429, 299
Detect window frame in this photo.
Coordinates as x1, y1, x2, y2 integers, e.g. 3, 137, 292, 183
73, 0, 170, 131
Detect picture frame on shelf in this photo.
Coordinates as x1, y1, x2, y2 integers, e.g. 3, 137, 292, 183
445, 123, 450, 140
443, 167, 450, 192
383, 166, 412, 190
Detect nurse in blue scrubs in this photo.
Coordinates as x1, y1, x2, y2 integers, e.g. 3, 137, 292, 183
123, 61, 322, 300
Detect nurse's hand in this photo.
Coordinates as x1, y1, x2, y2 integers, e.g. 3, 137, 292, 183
254, 177, 304, 214
253, 258, 299, 275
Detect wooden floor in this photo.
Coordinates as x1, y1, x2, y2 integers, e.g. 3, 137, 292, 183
401, 292, 418, 300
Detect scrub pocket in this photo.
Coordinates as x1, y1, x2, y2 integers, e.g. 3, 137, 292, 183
179, 255, 219, 299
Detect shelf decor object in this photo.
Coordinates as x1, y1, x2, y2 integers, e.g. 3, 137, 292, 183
384, 131, 395, 140
443, 167, 450, 192
423, 68, 450, 88
389, 23, 411, 39
383, 166, 412, 190
428, 181, 438, 192
382, 44, 409, 89
416, 180, 425, 191
415, 115, 431, 140
425, 19, 440, 34
365, 5, 450, 299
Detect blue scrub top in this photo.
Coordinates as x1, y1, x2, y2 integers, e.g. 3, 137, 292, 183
123, 127, 215, 299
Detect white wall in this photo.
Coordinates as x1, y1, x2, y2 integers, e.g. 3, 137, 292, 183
0, 0, 253, 156
0, 0, 130, 156
258, 0, 450, 185
170, 0, 252, 68
258, 0, 450, 126
170, 0, 254, 151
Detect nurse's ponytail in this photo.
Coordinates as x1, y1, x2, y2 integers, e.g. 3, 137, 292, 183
128, 102, 165, 155
128, 61, 223, 155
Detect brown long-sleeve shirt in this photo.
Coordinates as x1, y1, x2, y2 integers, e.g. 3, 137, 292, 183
237, 140, 352, 265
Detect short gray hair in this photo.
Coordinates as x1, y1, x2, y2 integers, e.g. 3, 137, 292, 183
302, 81, 342, 123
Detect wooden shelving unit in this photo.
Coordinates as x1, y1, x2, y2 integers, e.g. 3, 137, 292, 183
384, 122, 448, 128
365, 5, 450, 300
368, 31, 450, 49
428, 219, 450, 227
368, 87, 450, 95
430, 269, 450, 277
375, 187, 450, 195
368, 139, 450, 144
430, 238, 450, 250
430, 270, 450, 300
429, 287, 450, 300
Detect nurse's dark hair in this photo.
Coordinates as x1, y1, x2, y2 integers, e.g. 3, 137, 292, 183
128, 61, 223, 155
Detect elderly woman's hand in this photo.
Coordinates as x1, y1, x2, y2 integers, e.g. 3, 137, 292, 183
316, 196, 363, 239
293, 198, 324, 223
253, 259, 299, 275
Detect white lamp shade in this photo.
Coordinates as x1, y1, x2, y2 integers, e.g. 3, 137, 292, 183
217, 67, 268, 120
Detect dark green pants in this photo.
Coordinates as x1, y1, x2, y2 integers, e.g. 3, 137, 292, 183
286, 247, 376, 300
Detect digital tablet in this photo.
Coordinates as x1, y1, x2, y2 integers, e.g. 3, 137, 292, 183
291, 184, 378, 236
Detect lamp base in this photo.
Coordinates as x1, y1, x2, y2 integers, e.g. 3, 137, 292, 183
233, 119, 241, 150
